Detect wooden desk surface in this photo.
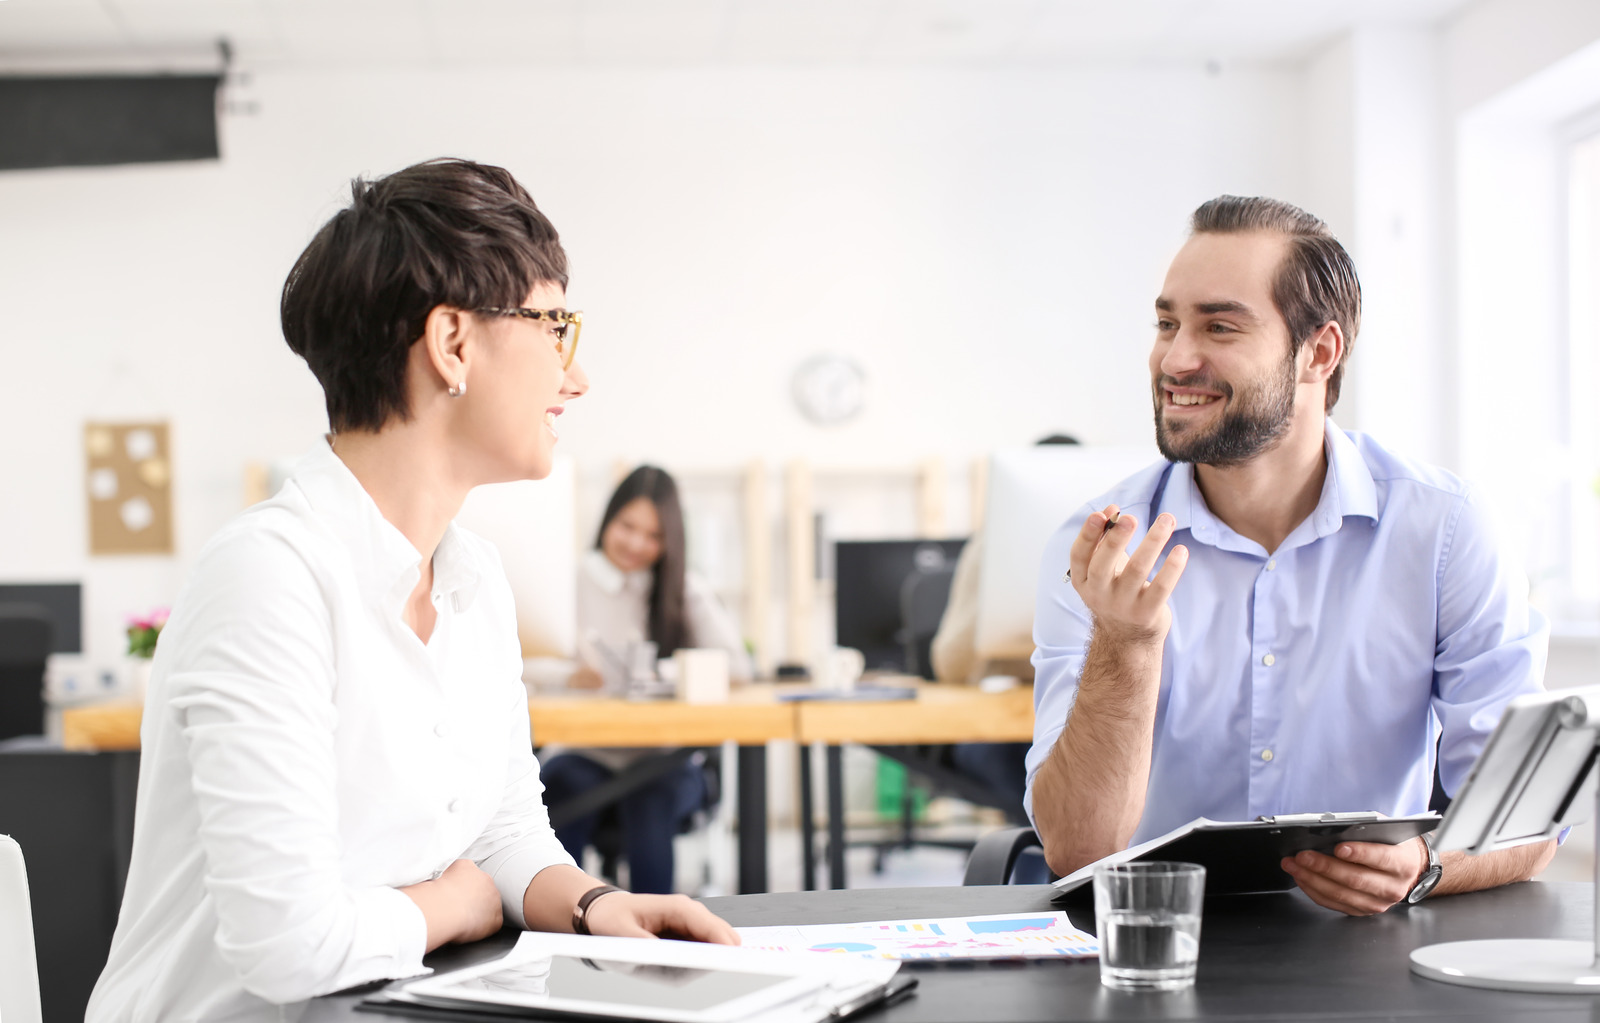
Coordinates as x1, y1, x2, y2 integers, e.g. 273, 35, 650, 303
794, 681, 1035, 744
58, 681, 1035, 751
57, 692, 798, 752
60, 702, 143, 751
527, 684, 796, 746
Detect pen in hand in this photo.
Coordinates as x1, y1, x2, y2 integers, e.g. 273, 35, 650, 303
1064, 513, 1119, 582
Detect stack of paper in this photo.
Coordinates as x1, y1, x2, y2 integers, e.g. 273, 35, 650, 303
738, 911, 1098, 962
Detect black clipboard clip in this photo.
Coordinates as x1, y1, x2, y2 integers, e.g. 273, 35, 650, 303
1256, 812, 1383, 825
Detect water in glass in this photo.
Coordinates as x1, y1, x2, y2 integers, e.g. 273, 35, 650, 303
1099, 908, 1201, 991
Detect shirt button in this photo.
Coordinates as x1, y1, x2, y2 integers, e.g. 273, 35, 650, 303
1262, 653, 1275, 667
1266, 559, 1277, 571
1261, 749, 1274, 762
447, 798, 461, 813
434, 721, 450, 738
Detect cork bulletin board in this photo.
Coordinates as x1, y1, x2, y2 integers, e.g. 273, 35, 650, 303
85, 421, 173, 555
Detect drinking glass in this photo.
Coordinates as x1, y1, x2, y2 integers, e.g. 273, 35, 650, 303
1093, 861, 1205, 991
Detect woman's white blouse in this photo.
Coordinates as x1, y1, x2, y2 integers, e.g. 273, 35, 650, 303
575, 550, 753, 682
87, 441, 575, 1022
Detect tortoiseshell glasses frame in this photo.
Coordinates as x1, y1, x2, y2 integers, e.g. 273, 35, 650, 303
476, 307, 583, 370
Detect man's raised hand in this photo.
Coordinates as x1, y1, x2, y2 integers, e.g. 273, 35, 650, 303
1068, 506, 1188, 645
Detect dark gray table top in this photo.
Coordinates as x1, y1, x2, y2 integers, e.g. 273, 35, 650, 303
311, 881, 1598, 1022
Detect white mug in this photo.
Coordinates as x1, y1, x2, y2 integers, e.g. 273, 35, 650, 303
674, 648, 731, 705
817, 646, 866, 692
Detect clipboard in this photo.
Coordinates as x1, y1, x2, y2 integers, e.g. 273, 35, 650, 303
1050, 811, 1440, 898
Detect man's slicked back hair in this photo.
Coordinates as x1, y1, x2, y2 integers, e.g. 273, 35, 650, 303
281, 158, 569, 432
1190, 195, 1361, 411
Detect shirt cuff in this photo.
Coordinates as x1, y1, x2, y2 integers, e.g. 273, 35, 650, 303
485, 846, 577, 929
355, 885, 430, 981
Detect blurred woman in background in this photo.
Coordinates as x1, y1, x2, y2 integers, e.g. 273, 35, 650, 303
541, 466, 752, 894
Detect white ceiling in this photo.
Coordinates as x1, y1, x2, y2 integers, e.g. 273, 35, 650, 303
0, 0, 1472, 72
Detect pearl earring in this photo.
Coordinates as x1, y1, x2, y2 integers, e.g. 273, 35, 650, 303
448, 380, 466, 398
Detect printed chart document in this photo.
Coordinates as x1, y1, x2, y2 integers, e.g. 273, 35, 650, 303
739, 911, 1098, 961
1051, 811, 1440, 897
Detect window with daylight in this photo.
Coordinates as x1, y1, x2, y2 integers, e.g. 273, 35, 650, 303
1562, 127, 1600, 621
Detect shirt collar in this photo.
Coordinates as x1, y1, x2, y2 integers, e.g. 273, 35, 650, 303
582, 548, 651, 596
287, 438, 482, 618
1155, 417, 1378, 555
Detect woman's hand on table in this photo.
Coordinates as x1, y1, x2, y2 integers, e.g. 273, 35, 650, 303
585, 892, 741, 945
400, 859, 504, 951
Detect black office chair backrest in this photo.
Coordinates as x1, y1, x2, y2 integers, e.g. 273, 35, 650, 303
899, 566, 957, 680
0, 606, 52, 741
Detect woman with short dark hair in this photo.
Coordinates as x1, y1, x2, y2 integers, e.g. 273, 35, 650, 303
88, 159, 736, 1023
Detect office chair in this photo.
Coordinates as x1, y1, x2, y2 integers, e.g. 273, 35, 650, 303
842, 564, 991, 873
572, 749, 721, 891
0, 606, 51, 741
0, 750, 139, 1021
963, 826, 1044, 885
0, 834, 44, 1023
899, 566, 956, 680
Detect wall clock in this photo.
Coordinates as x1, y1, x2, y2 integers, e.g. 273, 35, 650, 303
791, 354, 866, 426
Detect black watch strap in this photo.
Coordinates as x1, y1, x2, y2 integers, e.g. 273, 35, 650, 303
573, 884, 624, 935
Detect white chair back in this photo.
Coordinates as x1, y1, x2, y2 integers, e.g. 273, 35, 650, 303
0, 833, 43, 1023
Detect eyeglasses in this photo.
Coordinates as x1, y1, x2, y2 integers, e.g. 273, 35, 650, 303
476, 307, 583, 370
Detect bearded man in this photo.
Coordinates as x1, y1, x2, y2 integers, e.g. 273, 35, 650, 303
1024, 196, 1557, 915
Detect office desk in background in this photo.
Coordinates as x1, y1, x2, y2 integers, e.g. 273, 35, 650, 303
794, 682, 1035, 890
59, 687, 795, 895
524, 684, 795, 894
300, 881, 1599, 1023
57, 682, 1037, 895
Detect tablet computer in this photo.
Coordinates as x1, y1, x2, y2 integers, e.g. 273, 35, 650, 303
1431, 688, 1598, 854
394, 932, 900, 1023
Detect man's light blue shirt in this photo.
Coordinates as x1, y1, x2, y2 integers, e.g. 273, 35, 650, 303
1024, 420, 1549, 845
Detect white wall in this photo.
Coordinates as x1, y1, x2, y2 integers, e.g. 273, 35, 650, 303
0, 62, 1307, 664
1300, 29, 1446, 464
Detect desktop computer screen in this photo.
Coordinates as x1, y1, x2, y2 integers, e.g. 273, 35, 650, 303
974, 446, 1160, 663
0, 582, 82, 654
834, 539, 965, 674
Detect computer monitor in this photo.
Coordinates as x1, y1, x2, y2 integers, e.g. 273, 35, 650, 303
0, 583, 82, 654
835, 539, 965, 674
1409, 685, 1600, 992
974, 446, 1160, 663
454, 458, 577, 659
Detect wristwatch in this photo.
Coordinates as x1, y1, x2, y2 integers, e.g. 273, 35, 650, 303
1404, 833, 1442, 904
572, 884, 624, 935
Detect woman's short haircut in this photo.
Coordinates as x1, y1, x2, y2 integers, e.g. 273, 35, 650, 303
281, 158, 568, 432
1190, 195, 1362, 411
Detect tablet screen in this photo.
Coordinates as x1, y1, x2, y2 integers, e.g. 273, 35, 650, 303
432, 954, 794, 1012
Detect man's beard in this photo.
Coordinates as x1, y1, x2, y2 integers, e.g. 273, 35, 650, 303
1153, 355, 1297, 467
